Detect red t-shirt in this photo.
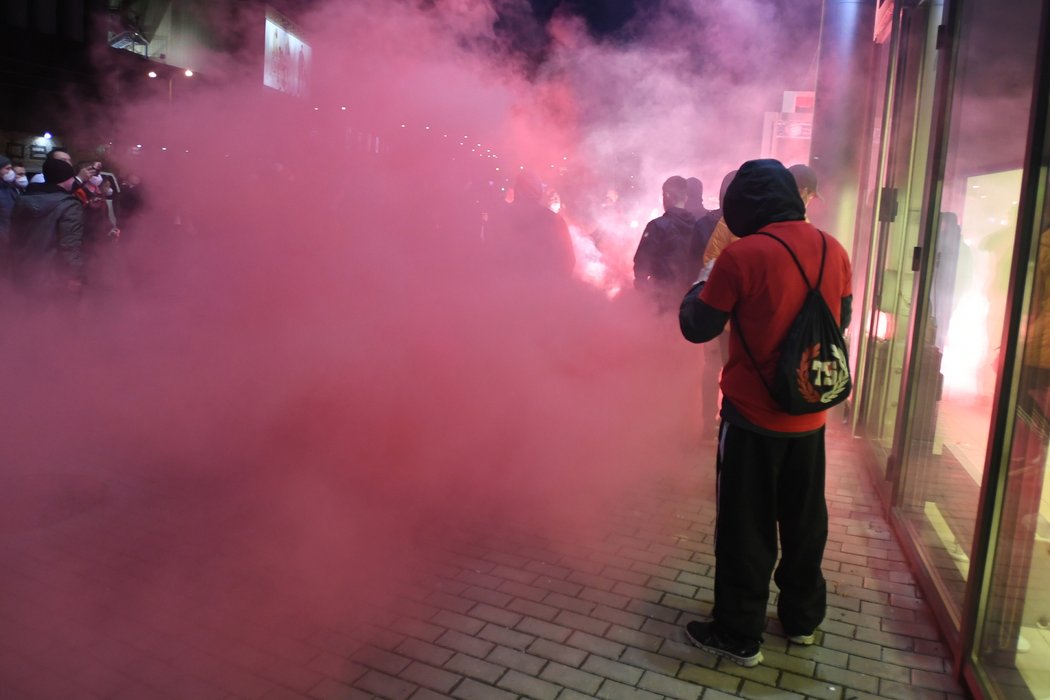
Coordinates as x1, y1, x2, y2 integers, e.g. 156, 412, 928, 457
699, 220, 852, 433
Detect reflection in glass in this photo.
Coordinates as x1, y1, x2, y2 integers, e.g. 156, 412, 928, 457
895, 0, 1043, 680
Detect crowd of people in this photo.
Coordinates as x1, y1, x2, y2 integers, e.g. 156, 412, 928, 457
0, 147, 151, 299
3, 143, 853, 671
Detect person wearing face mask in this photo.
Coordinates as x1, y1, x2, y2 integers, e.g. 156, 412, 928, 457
9, 158, 86, 296
12, 164, 29, 190
1, 156, 21, 256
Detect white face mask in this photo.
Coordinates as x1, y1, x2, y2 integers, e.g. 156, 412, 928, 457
88, 175, 104, 187
1, 169, 15, 183
15, 176, 28, 188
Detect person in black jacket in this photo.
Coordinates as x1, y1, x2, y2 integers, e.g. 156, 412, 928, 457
633, 175, 698, 312
9, 158, 86, 296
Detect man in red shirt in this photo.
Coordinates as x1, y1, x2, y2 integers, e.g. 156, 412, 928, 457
678, 159, 852, 667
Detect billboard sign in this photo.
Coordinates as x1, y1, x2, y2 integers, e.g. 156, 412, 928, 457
264, 9, 310, 97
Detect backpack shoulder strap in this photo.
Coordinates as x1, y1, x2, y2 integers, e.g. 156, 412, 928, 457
732, 229, 830, 397
753, 230, 828, 290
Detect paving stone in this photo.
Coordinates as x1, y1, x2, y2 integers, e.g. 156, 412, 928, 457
627, 599, 681, 624
527, 637, 588, 667
821, 633, 882, 661
738, 683, 808, 700
568, 570, 617, 592
425, 592, 475, 615
848, 654, 910, 683
435, 630, 495, 659
814, 663, 879, 695
477, 623, 535, 650
580, 655, 644, 685
756, 647, 816, 677
353, 669, 417, 699
508, 598, 560, 621
878, 678, 952, 700
607, 625, 664, 652
778, 671, 845, 700
400, 662, 461, 694
595, 679, 664, 700
675, 662, 742, 693
613, 581, 665, 603
395, 638, 456, 668
534, 576, 587, 597
637, 669, 702, 699
451, 677, 517, 700
882, 647, 944, 673
543, 591, 598, 615
410, 688, 455, 699
460, 586, 513, 608
911, 668, 964, 692
443, 652, 505, 684
579, 587, 632, 609
860, 599, 917, 622
620, 646, 683, 676
497, 668, 561, 700
499, 580, 549, 602
486, 645, 548, 675
431, 610, 485, 636
539, 660, 603, 695
516, 616, 574, 643
352, 646, 412, 676
563, 629, 625, 659
553, 609, 611, 637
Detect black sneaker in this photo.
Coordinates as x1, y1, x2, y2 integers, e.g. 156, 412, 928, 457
684, 620, 763, 667
787, 631, 815, 646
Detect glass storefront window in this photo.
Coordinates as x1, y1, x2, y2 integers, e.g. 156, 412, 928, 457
896, 0, 1043, 639
975, 32, 1050, 700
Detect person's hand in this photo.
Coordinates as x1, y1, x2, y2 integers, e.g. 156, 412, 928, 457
76, 165, 96, 184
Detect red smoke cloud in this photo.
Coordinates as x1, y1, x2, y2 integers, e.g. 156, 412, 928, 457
0, 0, 818, 692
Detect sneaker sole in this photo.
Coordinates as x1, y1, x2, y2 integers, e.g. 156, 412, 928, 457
685, 629, 763, 667
788, 633, 815, 645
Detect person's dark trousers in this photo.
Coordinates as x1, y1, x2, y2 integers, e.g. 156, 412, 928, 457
712, 421, 828, 645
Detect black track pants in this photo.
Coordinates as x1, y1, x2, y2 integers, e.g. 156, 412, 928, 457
712, 421, 828, 644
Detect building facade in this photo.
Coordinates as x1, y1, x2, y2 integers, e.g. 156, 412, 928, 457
828, 0, 1050, 697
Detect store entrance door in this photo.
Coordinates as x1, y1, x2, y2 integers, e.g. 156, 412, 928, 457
858, 1, 941, 468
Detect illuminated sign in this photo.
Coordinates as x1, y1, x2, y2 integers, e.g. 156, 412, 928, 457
264, 10, 310, 97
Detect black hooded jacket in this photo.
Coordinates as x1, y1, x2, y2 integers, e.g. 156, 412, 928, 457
723, 158, 806, 236
680, 159, 851, 341
633, 206, 699, 305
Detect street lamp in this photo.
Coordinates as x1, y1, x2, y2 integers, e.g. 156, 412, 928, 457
148, 67, 194, 104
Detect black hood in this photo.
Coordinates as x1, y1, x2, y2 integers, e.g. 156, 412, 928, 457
723, 159, 805, 236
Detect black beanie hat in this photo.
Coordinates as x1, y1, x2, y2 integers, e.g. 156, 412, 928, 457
43, 158, 76, 184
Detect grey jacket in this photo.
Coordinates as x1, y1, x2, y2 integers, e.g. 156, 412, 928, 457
10, 183, 85, 288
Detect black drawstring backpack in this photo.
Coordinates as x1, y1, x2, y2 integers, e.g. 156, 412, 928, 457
734, 231, 852, 415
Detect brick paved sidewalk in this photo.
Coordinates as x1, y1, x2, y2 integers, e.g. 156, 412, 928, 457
0, 420, 967, 700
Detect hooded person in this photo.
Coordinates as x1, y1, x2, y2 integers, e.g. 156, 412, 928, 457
633, 175, 699, 312
677, 159, 852, 667
9, 157, 86, 295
